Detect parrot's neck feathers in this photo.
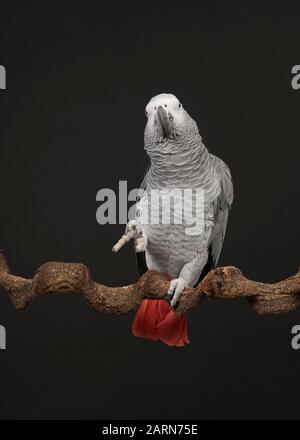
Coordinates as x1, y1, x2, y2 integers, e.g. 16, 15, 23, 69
146, 138, 210, 188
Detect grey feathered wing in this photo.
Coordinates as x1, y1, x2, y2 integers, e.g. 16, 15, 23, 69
199, 154, 233, 282
135, 166, 150, 276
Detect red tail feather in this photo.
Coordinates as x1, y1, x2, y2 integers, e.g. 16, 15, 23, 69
132, 299, 190, 347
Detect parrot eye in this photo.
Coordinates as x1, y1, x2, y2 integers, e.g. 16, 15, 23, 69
178, 103, 182, 108
145, 111, 148, 116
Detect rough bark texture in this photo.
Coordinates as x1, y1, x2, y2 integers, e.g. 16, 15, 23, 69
0, 252, 300, 317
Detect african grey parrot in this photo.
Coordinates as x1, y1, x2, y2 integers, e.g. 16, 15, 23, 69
113, 93, 233, 345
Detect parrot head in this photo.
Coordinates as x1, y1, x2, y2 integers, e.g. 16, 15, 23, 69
144, 93, 200, 154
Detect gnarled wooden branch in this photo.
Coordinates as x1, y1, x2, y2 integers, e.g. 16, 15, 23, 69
0, 252, 300, 317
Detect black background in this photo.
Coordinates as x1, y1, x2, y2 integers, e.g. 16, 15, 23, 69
0, 1, 299, 420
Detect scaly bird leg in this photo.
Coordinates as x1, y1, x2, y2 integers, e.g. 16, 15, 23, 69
168, 249, 209, 307
112, 220, 147, 253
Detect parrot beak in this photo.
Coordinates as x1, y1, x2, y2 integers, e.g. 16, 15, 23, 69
156, 106, 173, 138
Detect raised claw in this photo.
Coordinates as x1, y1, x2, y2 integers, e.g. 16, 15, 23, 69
112, 221, 147, 253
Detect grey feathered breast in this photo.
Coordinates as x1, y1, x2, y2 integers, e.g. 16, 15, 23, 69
135, 147, 233, 284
